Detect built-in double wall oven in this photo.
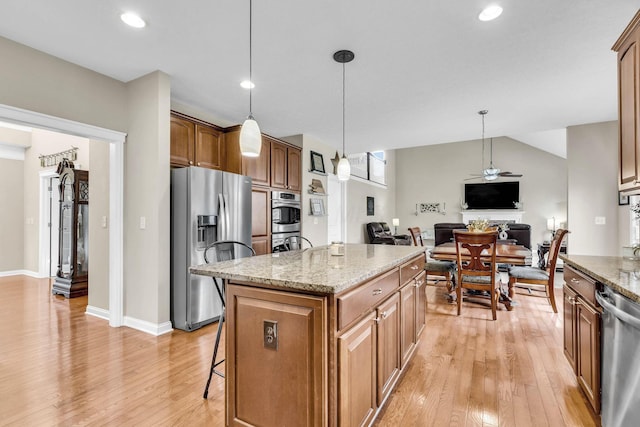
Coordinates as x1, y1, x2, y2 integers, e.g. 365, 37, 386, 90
271, 190, 301, 252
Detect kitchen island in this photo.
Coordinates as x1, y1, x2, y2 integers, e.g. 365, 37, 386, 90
191, 243, 426, 427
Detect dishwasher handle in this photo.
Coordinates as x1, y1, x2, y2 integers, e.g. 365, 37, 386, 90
596, 290, 640, 330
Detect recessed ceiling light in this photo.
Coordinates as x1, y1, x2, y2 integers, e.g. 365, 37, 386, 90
120, 12, 146, 28
240, 80, 255, 89
478, 5, 503, 21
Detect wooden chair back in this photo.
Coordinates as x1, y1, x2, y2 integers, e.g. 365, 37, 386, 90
408, 227, 423, 246
545, 229, 569, 286
453, 230, 498, 281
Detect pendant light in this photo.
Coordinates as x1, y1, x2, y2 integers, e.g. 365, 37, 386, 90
334, 50, 354, 181
478, 109, 499, 181
239, 0, 261, 157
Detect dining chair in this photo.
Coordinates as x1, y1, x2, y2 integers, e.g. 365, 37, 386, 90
453, 229, 500, 320
507, 229, 569, 313
408, 226, 455, 292
202, 240, 256, 399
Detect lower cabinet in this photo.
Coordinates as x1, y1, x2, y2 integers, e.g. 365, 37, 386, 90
376, 293, 401, 406
338, 313, 378, 427
563, 265, 601, 414
576, 297, 601, 413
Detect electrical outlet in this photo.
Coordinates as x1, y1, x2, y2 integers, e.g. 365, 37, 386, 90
595, 216, 606, 225
139, 216, 146, 229
263, 320, 278, 350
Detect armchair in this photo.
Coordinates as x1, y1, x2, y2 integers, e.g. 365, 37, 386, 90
366, 222, 411, 245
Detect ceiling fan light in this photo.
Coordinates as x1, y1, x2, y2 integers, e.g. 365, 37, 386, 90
337, 156, 351, 181
239, 116, 261, 157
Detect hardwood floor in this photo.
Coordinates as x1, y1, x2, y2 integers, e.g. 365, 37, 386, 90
0, 275, 599, 426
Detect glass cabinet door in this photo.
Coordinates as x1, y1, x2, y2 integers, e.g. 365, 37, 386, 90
59, 176, 74, 278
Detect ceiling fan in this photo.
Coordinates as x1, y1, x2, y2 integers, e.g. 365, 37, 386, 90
466, 110, 523, 181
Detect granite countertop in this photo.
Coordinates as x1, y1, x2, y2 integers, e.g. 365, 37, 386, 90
190, 243, 425, 294
560, 254, 640, 303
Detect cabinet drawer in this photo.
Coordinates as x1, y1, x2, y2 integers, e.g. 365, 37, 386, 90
400, 255, 425, 285
564, 265, 597, 307
337, 269, 399, 330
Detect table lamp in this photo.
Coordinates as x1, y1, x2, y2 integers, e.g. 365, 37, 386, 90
547, 217, 556, 239
392, 218, 400, 234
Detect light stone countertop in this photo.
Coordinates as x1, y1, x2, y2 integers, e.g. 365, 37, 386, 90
190, 243, 426, 294
560, 254, 640, 303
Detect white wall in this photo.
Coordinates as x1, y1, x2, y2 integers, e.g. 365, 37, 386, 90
88, 139, 110, 310
567, 121, 620, 255
395, 137, 567, 250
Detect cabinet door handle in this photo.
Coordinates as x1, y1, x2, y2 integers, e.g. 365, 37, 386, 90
381, 311, 388, 319
197, 162, 200, 166
566, 296, 576, 305
189, 160, 193, 165
372, 288, 383, 296
374, 317, 380, 324
570, 278, 580, 284
411, 265, 419, 270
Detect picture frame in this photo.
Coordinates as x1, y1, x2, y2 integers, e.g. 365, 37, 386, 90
619, 191, 630, 206
366, 196, 375, 216
310, 198, 325, 216
310, 151, 326, 174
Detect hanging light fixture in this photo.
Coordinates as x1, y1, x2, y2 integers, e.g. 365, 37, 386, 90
334, 50, 354, 181
239, 0, 261, 157
478, 110, 499, 181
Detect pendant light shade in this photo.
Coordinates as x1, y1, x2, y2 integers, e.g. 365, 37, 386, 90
240, 0, 261, 157
334, 49, 354, 182
240, 115, 261, 157
337, 156, 351, 181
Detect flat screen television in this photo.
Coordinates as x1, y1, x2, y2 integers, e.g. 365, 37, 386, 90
464, 181, 519, 210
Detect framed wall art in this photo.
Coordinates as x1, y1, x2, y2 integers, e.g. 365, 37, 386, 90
310, 151, 326, 174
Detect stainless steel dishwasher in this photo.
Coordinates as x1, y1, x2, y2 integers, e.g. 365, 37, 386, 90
596, 285, 640, 427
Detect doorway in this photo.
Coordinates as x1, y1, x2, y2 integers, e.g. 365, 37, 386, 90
39, 172, 60, 278
0, 103, 125, 327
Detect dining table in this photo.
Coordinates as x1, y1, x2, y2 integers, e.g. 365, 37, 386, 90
429, 241, 533, 310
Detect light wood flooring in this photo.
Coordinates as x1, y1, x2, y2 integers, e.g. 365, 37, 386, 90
0, 275, 599, 426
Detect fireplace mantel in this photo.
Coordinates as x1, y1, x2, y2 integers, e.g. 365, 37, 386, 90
461, 210, 525, 224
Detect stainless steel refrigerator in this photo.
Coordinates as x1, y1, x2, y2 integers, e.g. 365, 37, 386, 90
171, 166, 252, 331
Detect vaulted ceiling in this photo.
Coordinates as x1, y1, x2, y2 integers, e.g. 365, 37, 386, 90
0, 1, 637, 158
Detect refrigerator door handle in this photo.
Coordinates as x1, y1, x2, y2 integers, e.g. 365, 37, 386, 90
218, 193, 226, 241
223, 193, 231, 241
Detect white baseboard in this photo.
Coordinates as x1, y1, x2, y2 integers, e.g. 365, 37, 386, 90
85, 305, 110, 321
0, 270, 44, 278
124, 316, 173, 336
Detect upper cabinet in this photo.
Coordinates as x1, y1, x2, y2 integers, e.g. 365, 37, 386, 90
224, 126, 271, 186
170, 113, 223, 170
270, 139, 301, 192
614, 11, 640, 193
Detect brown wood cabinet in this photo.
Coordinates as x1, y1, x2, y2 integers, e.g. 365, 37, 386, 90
226, 285, 326, 427
271, 139, 302, 192
563, 265, 601, 414
614, 11, 640, 193
223, 126, 271, 186
170, 113, 223, 169
250, 187, 270, 255
375, 293, 401, 406
338, 312, 377, 427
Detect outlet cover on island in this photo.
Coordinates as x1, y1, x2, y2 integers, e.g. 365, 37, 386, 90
595, 216, 606, 225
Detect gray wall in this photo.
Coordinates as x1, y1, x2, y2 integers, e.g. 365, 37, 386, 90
88, 139, 110, 310
567, 121, 620, 255
395, 137, 567, 249
0, 35, 171, 331
0, 158, 24, 271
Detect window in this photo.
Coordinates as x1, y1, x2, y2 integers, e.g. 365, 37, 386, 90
347, 151, 386, 185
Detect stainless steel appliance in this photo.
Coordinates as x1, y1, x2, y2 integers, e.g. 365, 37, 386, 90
271, 191, 301, 252
171, 166, 252, 331
596, 285, 640, 427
